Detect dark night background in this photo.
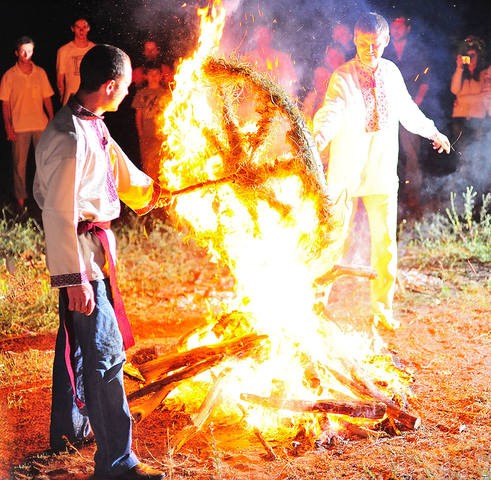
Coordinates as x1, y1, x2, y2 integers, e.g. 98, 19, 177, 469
1, 0, 490, 208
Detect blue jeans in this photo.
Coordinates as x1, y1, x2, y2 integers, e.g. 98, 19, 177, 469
51, 279, 138, 476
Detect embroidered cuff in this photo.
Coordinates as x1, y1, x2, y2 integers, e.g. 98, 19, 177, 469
51, 271, 90, 288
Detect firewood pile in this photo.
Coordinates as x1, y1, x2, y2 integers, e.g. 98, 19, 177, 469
125, 327, 420, 455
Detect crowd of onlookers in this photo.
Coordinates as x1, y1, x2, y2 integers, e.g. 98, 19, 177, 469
0, 18, 177, 215
0, 12, 490, 218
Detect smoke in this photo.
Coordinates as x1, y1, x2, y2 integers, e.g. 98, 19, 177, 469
422, 126, 491, 212
105, 0, 487, 211
219, 0, 365, 95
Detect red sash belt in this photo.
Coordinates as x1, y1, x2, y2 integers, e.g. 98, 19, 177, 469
64, 221, 135, 409
77, 220, 135, 350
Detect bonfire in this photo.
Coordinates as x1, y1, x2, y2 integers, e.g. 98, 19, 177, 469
126, 1, 418, 455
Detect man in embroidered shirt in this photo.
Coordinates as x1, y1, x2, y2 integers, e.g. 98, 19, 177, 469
313, 12, 450, 330
34, 45, 165, 480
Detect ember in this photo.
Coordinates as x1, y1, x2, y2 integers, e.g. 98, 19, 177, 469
129, 0, 419, 452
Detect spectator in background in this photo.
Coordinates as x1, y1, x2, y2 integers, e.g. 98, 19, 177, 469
132, 65, 172, 180
450, 36, 491, 151
56, 17, 95, 105
384, 14, 431, 217
313, 12, 450, 331
244, 25, 299, 97
0, 36, 54, 211
132, 39, 165, 89
332, 21, 356, 59
303, 43, 346, 123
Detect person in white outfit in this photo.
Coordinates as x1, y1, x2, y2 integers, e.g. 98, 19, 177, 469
313, 12, 450, 330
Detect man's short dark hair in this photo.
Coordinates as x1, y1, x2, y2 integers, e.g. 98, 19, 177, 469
391, 11, 411, 26
72, 16, 90, 26
354, 12, 389, 37
15, 36, 35, 51
79, 44, 129, 93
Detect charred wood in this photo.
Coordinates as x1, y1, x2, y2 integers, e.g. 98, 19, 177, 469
240, 393, 386, 419
328, 367, 421, 430
138, 333, 267, 384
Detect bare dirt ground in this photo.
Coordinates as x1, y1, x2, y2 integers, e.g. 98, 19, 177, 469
1, 239, 490, 480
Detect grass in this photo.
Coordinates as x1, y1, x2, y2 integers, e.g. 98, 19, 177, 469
401, 187, 491, 269
0, 212, 58, 336
1, 188, 490, 337
0, 348, 53, 388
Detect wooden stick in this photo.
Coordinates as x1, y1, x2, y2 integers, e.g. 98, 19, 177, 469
240, 393, 386, 419
129, 334, 268, 422
128, 353, 224, 401
336, 419, 385, 440
350, 368, 421, 430
170, 368, 231, 452
328, 367, 421, 430
139, 333, 267, 384
254, 428, 278, 460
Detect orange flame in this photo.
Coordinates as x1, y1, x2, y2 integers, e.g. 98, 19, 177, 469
157, 1, 413, 440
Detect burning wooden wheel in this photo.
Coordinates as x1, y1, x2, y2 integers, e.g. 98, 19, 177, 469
201, 57, 332, 219
162, 56, 334, 232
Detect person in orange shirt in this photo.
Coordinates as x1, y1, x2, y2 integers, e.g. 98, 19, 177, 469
303, 43, 346, 123
0, 36, 54, 210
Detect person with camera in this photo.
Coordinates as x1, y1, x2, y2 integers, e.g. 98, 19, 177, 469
450, 36, 491, 149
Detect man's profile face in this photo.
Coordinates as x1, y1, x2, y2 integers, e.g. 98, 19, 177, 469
107, 59, 133, 112
354, 30, 389, 68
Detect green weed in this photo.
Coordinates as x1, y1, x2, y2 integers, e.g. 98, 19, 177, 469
0, 208, 57, 336
405, 187, 491, 266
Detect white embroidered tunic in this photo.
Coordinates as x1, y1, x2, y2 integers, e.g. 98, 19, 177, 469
313, 57, 439, 197
34, 98, 161, 288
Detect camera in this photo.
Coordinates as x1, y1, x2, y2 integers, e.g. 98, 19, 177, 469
461, 55, 471, 65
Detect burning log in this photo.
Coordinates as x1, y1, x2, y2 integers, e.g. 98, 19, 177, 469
240, 393, 387, 420
128, 334, 268, 423
328, 367, 421, 430
349, 368, 421, 430
129, 354, 224, 423
139, 333, 268, 384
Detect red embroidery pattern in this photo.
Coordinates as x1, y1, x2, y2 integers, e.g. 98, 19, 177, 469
51, 271, 89, 288
92, 120, 119, 202
356, 59, 389, 132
